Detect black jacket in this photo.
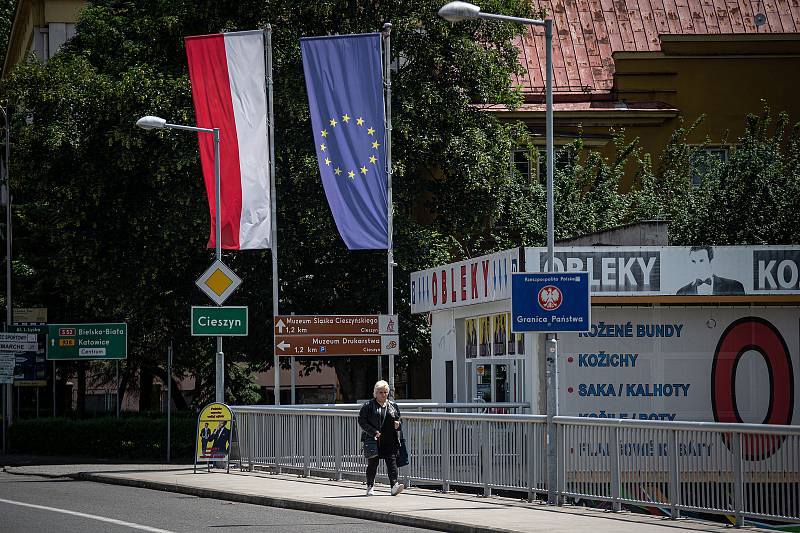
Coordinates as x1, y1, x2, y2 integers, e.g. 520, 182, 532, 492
358, 398, 401, 441
676, 275, 745, 295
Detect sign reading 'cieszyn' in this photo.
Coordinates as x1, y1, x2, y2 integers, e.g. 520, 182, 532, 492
191, 306, 248, 336
274, 315, 399, 356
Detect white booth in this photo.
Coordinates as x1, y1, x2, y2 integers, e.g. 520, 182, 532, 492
411, 245, 800, 424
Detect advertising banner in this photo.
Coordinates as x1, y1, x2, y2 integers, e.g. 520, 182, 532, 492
412, 246, 800, 313
557, 307, 798, 425
410, 248, 521, 313
526, 245, 800, 296
196, 403, 234, 464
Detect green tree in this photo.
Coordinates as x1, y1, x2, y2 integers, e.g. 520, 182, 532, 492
0, 0, 15, 62
4, 0, 536, 403
9, 0, 793, 407
635, 104, 800, 246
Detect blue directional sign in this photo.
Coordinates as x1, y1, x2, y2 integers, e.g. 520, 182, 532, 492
511, 272, 590, 333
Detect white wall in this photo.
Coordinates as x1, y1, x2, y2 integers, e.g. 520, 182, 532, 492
430, 309, 455, 403
428, 299, 544, 410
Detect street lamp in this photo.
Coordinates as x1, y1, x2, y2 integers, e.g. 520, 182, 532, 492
438, 2, 559, 505
136, 115, 225, 404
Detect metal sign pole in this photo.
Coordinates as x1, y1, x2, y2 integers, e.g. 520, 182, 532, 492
265, 25, 281, 406
115, 361, 120, 418
382, 23, 395, 396
167, 340, 172, 463
290, 358, 296, 404
3, 106, 12, 429
1, 384, 5, 453
213, 127, 224, 404
52, 361, 56, 416
543, 20, 559, 506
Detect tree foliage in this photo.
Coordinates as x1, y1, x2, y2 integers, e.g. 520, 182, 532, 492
4, 0, 535, 403
628, 103, 800, 246
3, 0, 797, 406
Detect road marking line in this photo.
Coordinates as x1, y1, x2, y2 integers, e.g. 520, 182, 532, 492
0, 497, 176, 532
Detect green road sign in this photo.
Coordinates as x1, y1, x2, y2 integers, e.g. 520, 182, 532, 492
191, 307, 248, 336
47, 323, 127, 360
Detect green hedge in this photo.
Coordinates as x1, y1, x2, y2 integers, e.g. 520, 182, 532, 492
8, 414, 198, 462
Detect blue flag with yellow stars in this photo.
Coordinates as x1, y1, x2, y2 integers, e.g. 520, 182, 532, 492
301, 33, 388, 250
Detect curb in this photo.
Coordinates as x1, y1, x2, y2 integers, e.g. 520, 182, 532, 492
73, 472, 518, 533
3, 467, 73, 478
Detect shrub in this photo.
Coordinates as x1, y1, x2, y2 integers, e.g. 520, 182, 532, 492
8, 414, 198, 462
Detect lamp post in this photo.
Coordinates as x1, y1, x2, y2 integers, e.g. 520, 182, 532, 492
136, 115, 225, 404
438, 1, 559, 505
1, 105, 10, 451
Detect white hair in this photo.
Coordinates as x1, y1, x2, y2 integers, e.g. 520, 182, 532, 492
373, 380, 390, 397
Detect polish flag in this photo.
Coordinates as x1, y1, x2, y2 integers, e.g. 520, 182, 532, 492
185, 30, 271, 250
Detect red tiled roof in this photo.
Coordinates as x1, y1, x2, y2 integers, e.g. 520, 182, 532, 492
515, 0, 800, 95
478, 100, 679, 111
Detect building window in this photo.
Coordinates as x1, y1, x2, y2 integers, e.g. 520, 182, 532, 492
512, 147, 568, 186
512, 148, 535, 187
466, 318, 478, 358
691, 146, 730, 186
33, 27, 49, 60
32, 23, 77, 62
465, 313, 524, 359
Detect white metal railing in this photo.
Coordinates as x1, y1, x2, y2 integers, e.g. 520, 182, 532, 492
556, 416, 800, 525
270, 402, 531, 414
230, 405, 800, 526
232, 405, 548, 498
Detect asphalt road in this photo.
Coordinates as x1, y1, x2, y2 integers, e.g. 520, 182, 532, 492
0, 471, 438, 533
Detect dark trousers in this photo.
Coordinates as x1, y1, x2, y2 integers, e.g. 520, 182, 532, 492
366, 455, 398, 487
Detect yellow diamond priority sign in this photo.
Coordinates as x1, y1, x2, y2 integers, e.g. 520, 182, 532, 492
196, 260, 242, 305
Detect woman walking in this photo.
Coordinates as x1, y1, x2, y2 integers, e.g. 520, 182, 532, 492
358, 380, 405, 496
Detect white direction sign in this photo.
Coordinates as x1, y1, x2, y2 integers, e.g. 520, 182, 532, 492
0, 352, 15, 383
0, 332, 38, 352
195, 259, 242, 306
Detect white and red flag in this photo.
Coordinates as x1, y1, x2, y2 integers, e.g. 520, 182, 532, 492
185, 30, 271, 250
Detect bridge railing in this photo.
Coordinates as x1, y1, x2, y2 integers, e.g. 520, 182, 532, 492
231, 405, 800, 526
556, 416, 800, 525
232, 405, 548, 498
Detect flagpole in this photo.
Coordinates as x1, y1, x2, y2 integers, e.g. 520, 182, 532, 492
214, 127, 224, 404
265, 25, 281, 406
382, 23, 395, 396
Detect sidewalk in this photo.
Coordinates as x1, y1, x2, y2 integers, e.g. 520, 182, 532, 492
1, 460, 761, 533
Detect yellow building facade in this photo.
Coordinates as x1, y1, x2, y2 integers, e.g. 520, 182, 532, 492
2, 0, 85, 78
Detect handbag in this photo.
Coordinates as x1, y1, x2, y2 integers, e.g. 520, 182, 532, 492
363, 437, 379, 459
397, 430, 409, 467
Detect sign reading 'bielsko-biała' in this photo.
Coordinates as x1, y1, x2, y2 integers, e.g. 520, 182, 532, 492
47, 324, 127, 360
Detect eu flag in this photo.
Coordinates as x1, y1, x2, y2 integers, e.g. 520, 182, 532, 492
301, 34, 388, 250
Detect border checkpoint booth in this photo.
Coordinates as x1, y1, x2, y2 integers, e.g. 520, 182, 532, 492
411, 245, 799, 425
